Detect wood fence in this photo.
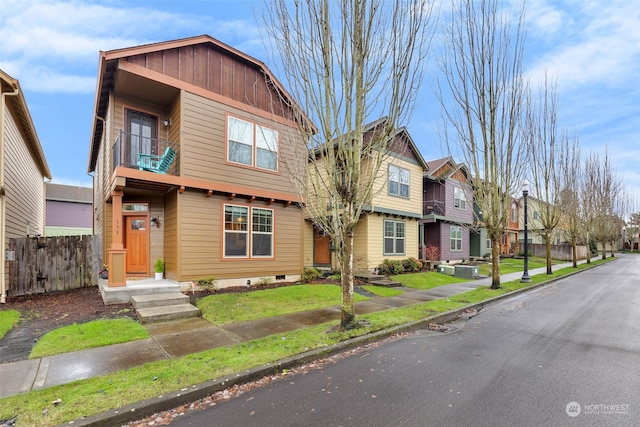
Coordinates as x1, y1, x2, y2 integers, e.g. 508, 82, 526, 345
527, 243, 587, 261
6, 235, 102, 297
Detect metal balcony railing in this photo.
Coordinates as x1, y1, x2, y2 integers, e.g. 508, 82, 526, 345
423, 199, 445, 216
112, 130, 179, 176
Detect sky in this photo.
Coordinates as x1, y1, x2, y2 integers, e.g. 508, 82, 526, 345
1, 0, 639, 203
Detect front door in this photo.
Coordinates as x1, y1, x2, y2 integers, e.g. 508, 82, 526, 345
314, 227, 331, 266
125, 216, 149, 275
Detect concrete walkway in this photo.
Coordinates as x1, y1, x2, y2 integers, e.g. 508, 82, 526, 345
0, 257, 599, 399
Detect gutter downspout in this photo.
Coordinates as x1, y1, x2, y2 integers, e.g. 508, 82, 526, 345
0, 82, 19, 303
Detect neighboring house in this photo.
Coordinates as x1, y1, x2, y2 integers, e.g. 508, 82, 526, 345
45, 183, 93, 236
0, 69, 52, 303
500, 198, 521, 255
304, 119, 427, 272
518, 196, 562, 247
469, 200, 491, 258
87, 35, 307, 290
420, 157, 473, 263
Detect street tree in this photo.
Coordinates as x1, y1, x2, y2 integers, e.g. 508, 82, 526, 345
557, 131, 582, 267
524, 72, 563, 274
437, 0, 527, 289
264, 0, 435, 328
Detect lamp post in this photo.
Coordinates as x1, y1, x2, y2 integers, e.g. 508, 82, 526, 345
521, 179, 531, 283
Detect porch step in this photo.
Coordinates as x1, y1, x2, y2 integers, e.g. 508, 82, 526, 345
136, 304, 201, 324
367, 278, 402, 287
131, 292, 201, 323
131, 292, 189, 309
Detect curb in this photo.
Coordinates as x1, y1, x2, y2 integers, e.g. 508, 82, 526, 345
68, 259, 613, 426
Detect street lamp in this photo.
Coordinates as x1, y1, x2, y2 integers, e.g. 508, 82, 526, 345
521, 179, 531, 283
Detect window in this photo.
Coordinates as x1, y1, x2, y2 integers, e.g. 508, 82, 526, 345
533, 211, 541, 220
486, 238, 492, 249
511, 203, 517, 222
228, 116, 278, 171
224, 205, 273, 258
454, 187, 466, 210
450, 225, 462, 251
389, 165, 410, 197
384, 220, 405, 255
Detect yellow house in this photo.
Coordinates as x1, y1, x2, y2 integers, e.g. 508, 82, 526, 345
304, 119, 428, 273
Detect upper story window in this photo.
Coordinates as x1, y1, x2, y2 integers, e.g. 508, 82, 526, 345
389, 165, 410, 198
511, 203, 517, 222
227, 116, 278, 172
454, 187, 466, 210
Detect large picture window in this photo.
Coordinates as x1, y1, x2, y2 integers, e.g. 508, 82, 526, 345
384, 220, 405, 255
450, 225, 462, 251
454, 187, 466, 210
224, 205, 274, 258
389, 165, 410, 197
228, 116, 278, 171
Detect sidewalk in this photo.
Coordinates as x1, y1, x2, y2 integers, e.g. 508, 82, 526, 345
0, 257, 597, 399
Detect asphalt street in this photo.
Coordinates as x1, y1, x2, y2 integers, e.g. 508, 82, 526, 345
160, 255, 640, 427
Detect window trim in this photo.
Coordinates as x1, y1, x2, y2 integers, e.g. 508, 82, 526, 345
223, 204, 275, 259
388, 165, 410, 198
227, 115, 279, 172
383, 219, 406, 256
450, 225, 462, 252
453, 187, 466, 210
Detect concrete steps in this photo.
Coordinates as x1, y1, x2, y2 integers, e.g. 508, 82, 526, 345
132, 292, 201, 324
355, 273, 402, 287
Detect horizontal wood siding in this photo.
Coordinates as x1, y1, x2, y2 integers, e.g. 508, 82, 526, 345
370, 157, 423, 215
164, 191, 179, 280
3, 107, 45, 240
367, 215, 419, 269
444, 180, 473, 223
176, 191, 303, 281
180, 91, 303, 195
353, 216, 370, 271
439, 223, 471, 261
46, 201, 92, 228
303, 220, 314, 268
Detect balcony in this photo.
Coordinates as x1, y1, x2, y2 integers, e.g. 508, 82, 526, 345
112, 130, 180, 176
423, 200, 445, 216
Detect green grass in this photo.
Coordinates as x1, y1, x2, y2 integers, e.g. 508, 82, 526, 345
197, 284, 368, 325
0, 257, 615, 426
0, 310, 20, 340
390, 271, 467, 290
29, 319, 149, 358
361, 285, 404, 297
477, 256, 560, 276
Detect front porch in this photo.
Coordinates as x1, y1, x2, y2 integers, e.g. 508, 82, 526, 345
99, 277, 180, 305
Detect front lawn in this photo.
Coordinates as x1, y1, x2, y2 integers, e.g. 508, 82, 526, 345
477, 256, 560, 276
29, 319, 149, 358
390, 271, 467, 290
197, 284, 368, 325
0, 310, 20, 340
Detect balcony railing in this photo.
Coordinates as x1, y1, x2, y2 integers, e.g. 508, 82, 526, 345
423, 200, 445, 216
112, 130, 180, 176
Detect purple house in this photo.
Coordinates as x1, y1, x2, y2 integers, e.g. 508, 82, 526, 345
45, 183, 93, 236
420, 157, 473, 262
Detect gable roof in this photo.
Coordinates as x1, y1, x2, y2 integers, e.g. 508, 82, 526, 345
46, 183, 92, 203
0, 69, 52, 180
363, 117, 429, 170
87, 34, 310, 173
424, 156, 470, 181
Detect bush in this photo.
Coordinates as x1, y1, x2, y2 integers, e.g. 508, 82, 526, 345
193, 276, 217, 292
402, 257, 422, 272
327, 272, 341, 281
301, 267, 322, 283
378, 259, 403, 275
424, 244, 440, 261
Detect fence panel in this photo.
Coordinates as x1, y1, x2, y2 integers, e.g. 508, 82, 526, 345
7, 235, 102, 297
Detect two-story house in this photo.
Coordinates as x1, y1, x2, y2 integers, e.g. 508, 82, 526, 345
0, 69, 52, 303
87, 35, 308, 295
304, 118, 427, 272
420, 157, 473, 263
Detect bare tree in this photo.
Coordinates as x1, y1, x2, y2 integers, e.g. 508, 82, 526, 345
524, 72, 563, 274
587, 150, 621, 259
557, 131, 582, 268
264, 0, 435, 328
438, 0, 527, 289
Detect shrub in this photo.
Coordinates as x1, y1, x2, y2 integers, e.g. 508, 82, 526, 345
402, 257, 422, 272
378, 259, 403, 275
301, 267, 322, 283
424, 244, 440, 261
193, 276, 217, 292
327, 272, 341, 281
155, 259, 164, 273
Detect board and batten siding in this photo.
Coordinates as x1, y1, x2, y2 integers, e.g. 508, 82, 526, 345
176, 191, 303, 283
3, 106, 45, 240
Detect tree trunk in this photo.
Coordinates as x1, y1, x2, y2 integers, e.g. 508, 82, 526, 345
490, 237, 501, 289
571, 239, 577, 268
601, 243, 606, 259
340, 230, 356, 329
